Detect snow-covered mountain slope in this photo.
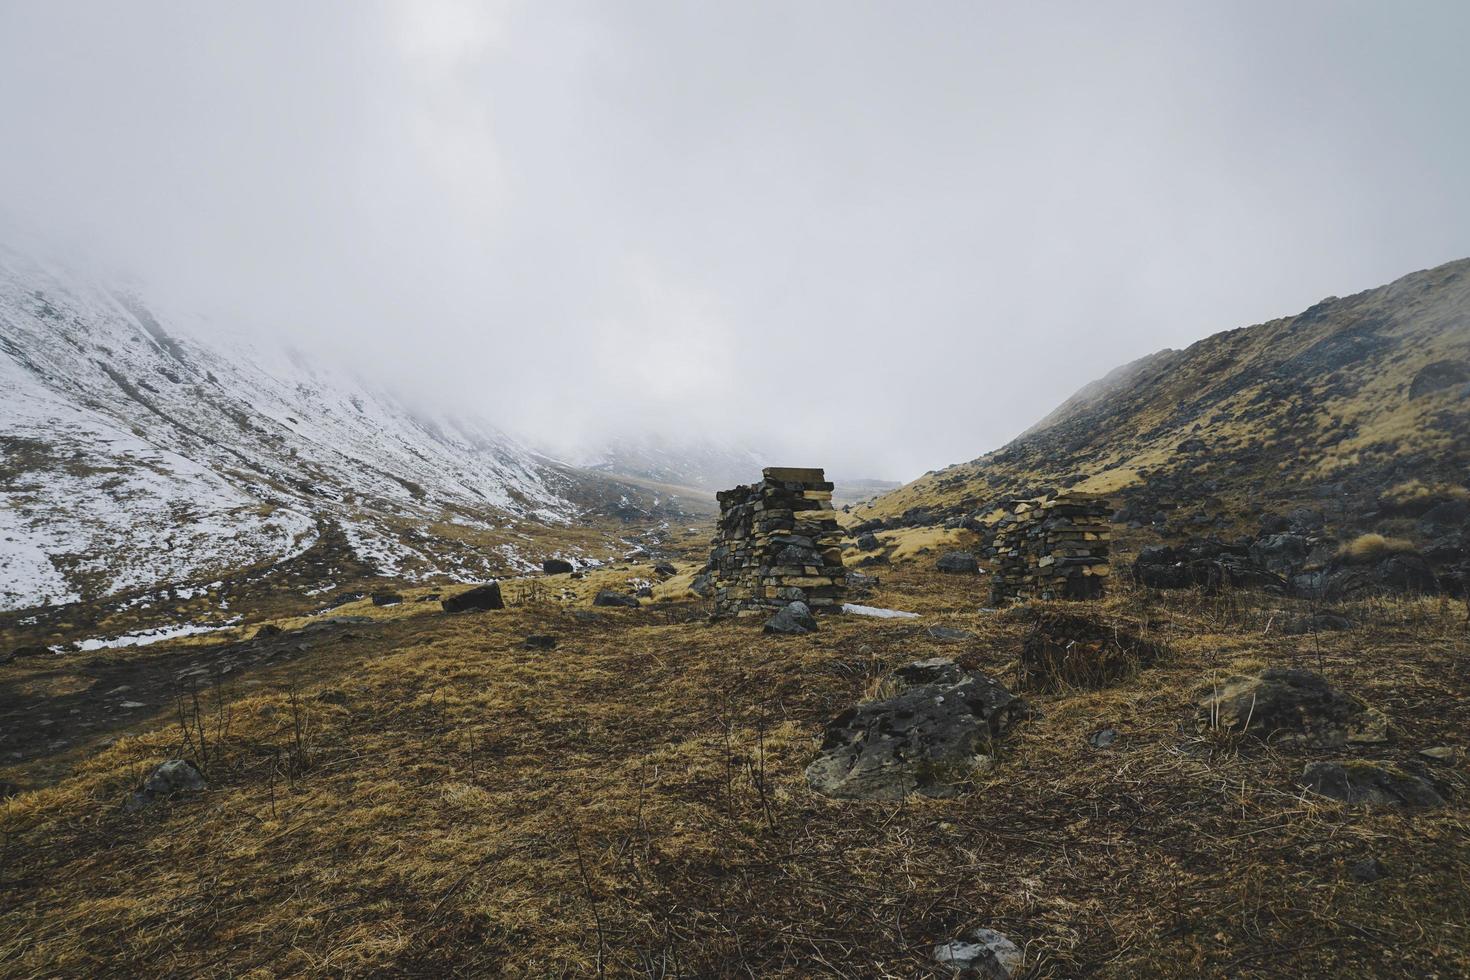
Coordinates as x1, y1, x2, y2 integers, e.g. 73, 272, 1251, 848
0, 247, 672, 611
575, 434, 767, 493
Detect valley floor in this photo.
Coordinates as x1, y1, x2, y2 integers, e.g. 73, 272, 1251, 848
2, 560, 1469, 977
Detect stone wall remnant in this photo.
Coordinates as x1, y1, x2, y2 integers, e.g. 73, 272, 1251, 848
710, 467, 847, 615
989, 490, 1112, 603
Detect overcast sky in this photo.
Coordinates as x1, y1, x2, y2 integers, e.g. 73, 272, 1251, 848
2, 1, 1468, 480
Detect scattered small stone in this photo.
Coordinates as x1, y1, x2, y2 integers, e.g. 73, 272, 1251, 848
125, 759, 206, 812
927, 626, 977, 643
1419, 745, 1457, 764
524, 634, 558, 651
1088, 728, 1118, 749
1350, 857, 1388, 883
764, 601, 818, 635
592, 589, 639, 608
543, 558, 575, 575
370, 592, 402, 606
441, 583, 505, 613
933, 928, 1023, 978
635, 585, 654, 598
936, 551, 980, 574
1299, 761, 1444, 808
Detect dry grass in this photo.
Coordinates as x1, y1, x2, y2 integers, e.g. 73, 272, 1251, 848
2, 565, 1469, 977
1336, 533, 1418, 564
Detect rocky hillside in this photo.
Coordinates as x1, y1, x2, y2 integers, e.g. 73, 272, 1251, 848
864, 258, 1470, 550
0, 246, 699, 612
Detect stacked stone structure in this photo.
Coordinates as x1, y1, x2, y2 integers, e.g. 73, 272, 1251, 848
989, 490, 1112, 603
710, 467, 847, 615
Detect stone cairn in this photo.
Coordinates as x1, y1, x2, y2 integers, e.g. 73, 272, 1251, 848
989, 490, 1112, 603
710, 467, 847, 615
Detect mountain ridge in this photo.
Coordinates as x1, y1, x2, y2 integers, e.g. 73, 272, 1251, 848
864, 257, 1470, 545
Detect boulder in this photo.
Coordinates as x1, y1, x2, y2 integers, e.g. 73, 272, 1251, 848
689, 572, 714, 598
1196, 669, 1388, 748
933, 928, 1023, 978
1133, 540, 1284, 592
370, 592, 402, 606
1249, 533, 1309, 573
523, 634, 558, 651
1299, 761, 1444, 808
254, 624, 284, 639
936, 551, 980, 574
441, 583, 505, 613
652, 561, 677, 578
805, 658, 1024, 799
592, 589, 639, 608
125, 759, 206, 811
1324, 552, 1438, 599
9, 644, 48, 659
855, 532, 882, 552
763, 601, 817, 635
542, 558, 575, 575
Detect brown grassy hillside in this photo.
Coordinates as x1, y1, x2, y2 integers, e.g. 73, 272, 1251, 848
863, 258, 1470, 537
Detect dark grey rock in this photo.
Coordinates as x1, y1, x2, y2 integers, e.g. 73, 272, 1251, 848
441, 583, 505, 613
1299, 761, 1444, 808
652, 561, 677, 578
763, 601, 817, 635
592, 589, 639, 608
806, 659, 1024, 799
1196, 668, 1388, 748
542, 558, 574, 575
370, 592, 402, 606
1249, 533, 1309, 573
936, 551, 980, 574
1324, 551, 1439, 599
1350, 857, 1388, 883
125, 759, 206, 811
1088, 728, 1118, 749
523, 634, 558, 651
926, 626, 977, 644
855, 532, 882, 552
254, 624, 284, 639
9, 644, 48, 659
933, 928, 1023, 978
